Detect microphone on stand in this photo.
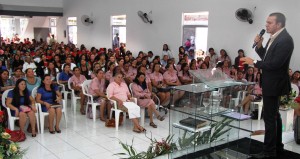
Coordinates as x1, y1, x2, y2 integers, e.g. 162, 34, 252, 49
252, 29, 265, 48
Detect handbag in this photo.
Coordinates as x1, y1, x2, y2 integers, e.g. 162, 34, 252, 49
19, 105, 31, 113
105, 113, 124, 127
5, 129, 26, 142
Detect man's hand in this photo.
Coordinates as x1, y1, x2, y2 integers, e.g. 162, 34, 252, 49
254, 34, 264, 48
240, 57, 254, 65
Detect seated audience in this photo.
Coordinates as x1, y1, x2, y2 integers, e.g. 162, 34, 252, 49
107, 72, 145, 133
123, 62, 135, 85
6, 79, 37, 137
0, 70, 15, 95
11, 54, 24, 71
132, 73, 165, 128
178, 63, 193, 85
59, 64, 72, 90
291, 71, 300, 87
22, 56, 37, 73
91, 63, 101, 79
150, 63, 170, 107
234, 49, 248, 72
69, 67, 87, 115
237, 72, 262, 114
217, 49, 231, 64
88, 69, 111, 121
36, 74, 63, 134
79, 59, 91, 79
10, 68, 24, 85
44, 62, 59, 83
105, 62, 115, 81
163, 64, 185, 104
24, 68, 41, 93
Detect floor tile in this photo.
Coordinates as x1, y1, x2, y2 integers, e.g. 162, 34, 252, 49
16, 102, 300, 158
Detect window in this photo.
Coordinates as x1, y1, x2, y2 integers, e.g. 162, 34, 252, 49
111, 15, 126, 49
49, 18, 57, 39
0, 17, 16, 42
182, 12, 209, 58
67, 17, 77, 45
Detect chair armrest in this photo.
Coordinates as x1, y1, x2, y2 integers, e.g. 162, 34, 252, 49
152, 94, 160, 106
108, 98, 118, 109
131, 97, 137, 104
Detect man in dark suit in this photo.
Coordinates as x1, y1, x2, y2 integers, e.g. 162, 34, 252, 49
241, 12, 294, 158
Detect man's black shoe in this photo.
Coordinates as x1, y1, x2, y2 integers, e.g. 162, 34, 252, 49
252, 152, 277, 159
276, 148, 285, 156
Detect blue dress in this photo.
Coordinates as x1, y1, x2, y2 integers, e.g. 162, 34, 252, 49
37, 85, 59, 112
8, 89, 31, 116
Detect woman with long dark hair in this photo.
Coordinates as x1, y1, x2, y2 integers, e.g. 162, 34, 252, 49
0, 70, 14, 94
132, 73, 165, 128
6, 79, 37, 137
44, 62, 59, 83
162, 44, 174, 58
36, 74, 63, 134
178, 63, 193, 85
150, 63, 170, 107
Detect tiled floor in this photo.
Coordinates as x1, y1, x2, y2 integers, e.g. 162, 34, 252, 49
18, 102, 300, 159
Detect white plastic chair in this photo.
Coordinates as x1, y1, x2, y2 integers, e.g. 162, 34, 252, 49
231, 90, 247, 107
2, 89, 20, 130
2, 89, 39, 133
128, 83, 145, 127
57, 73, 71, 108
107, 87, 135, 131
33, 87, 67, 134
253, 99, 263, 120
82, 80, 101, 122
68, 78, 81, 114
31, 87, 40, 134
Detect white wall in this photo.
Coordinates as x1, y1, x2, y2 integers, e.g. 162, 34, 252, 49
61, 0, 299, 70
21, 17, 50, 40
0, 0, 63, 7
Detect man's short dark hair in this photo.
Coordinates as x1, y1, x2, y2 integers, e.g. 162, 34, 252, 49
269, 12, 286, 27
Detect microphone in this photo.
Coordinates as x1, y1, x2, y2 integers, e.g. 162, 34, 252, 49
252, 29, 265, 48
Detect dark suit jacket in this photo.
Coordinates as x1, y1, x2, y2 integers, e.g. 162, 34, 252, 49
255, 29, 294, 96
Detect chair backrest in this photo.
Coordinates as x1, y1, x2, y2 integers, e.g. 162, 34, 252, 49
82, 80, 92, 96
291, 83, 299, 97
2, 89, 13, 108
31, 86, 39, 98
128, 83, 133, 96
68, 78, 73, 91
56, 73, 60, 84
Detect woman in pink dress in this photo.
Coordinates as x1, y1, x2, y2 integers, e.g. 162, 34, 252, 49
89, 69, 111, 121
137, 65, 152, 91
163, 64, 185, 105
178, 63, 193, 85
69, 67, 87, 115
105, 62, 115, 81
132, 73, 165, 128
107, 72, 145, 133
217, 49, 231, 64
150, 63, 170, 107
90, 63, 101, 79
